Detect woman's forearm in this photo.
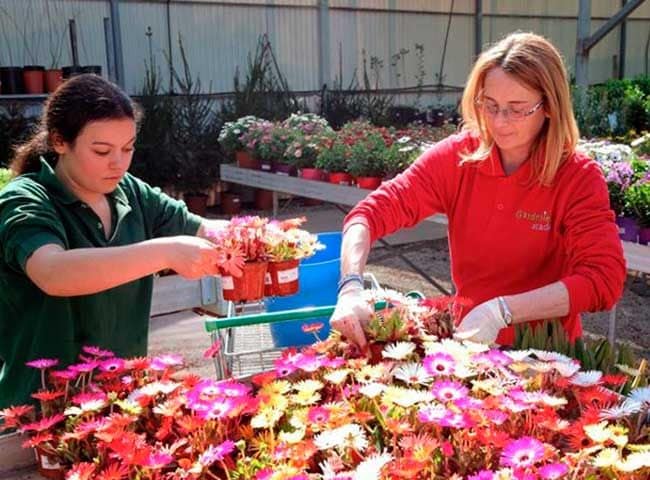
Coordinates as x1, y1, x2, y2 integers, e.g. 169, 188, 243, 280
341, 223, 371, 278
26, 239, 171, 297
504, 281, 570, 324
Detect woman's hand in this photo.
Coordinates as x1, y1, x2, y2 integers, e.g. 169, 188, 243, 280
161, 236, 224, 280
454, 298, 507, 344
330, 285, 373, 350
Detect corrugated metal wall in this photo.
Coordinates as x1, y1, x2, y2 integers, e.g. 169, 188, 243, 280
1, 0, 649, 98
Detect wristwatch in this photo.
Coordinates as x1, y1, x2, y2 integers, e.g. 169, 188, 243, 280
497, 296, 514, 326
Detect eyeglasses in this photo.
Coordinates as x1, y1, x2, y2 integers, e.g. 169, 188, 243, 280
475, 98, 544, 121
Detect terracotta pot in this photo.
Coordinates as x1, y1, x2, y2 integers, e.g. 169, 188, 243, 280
235, 150, 259, 170
0, 67, 24, 94
356, 176, 382, 190
23, 66, 45, 94
255, 189, 274, 210
184, 193, 208, 217
222, 261, 268, 302
34, 447, 64, 480
616, 215, 640, 243
328, 172, 353, 186
265, 259, 300, 296
639, 227, 650, 246
221, 193, 241, 215
44, 69, 63, 93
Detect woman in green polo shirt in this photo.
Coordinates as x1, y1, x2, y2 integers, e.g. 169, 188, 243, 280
0, 74, 227, 408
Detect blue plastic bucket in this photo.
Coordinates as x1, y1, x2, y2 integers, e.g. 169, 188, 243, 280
267, 231, 341, 347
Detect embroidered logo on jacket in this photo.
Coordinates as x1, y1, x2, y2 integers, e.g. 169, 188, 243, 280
515, 209, 551, 232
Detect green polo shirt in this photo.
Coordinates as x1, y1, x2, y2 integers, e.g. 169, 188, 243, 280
0, 158, 202, 408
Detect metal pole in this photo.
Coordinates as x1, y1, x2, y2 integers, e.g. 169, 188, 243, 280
109, 0, 125, 88
575, 0, 591, 87
103, 17, 116, 82
166, 0, 173, 93
474, 0, 483, 58
318, 0, 331, 89
68, 18, 79, 66
619, 0, 627, 79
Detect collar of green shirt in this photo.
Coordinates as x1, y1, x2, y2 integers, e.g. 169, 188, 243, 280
37, 156, 130, 208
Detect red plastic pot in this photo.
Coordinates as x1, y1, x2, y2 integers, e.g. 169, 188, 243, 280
23, 66, 45, 94
221, 193, 242, 215
184, 193, 208, 216
328, 172, 353, 186
44, 69, 63, 93
356, 176, 382, 190
34, 447, 64, 480
255, 189, 274, 210
265, 259, 300, 296
299, 168, 324, 205
222, 261, 268, 302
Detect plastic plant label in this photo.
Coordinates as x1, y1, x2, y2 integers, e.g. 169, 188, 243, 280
278, 268, 298, 284
222, 276, 234, 290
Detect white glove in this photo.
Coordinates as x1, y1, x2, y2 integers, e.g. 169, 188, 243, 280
455, 298, 507, 344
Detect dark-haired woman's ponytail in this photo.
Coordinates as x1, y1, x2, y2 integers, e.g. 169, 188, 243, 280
10, 129, 52, 176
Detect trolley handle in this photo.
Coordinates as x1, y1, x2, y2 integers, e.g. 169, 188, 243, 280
204, 301, 388, 332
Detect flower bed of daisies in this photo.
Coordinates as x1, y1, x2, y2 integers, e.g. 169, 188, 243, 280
1, 291, 649, 480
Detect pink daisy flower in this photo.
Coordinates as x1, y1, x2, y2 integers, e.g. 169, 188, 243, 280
146, 450, 174, 469
418, 404, 449, 424
324, 357, 345, 369
25, 358, 59, 369
256, 469, 273, 480
203, 339, 222, 359
274, 358, 298, 377
99, 358, 126, 373
187, 380, 222, 406
439, 411, 474, 429
150, 354, 184, 371
50, 369, 78, 381
68, 361, 99, 374
474, 349, 512, 367
81, 346, 114, 358
422, 352, 456, 376
72, 392, 107, 405
500, 437, 545, 469
199, 397, 237, 420
215, 379, 250, 398
307, 406, 330, 424
467, 471, 495, 480
431, 380, 468, 402
20, 413, 65, 433
198, 440, 236, 466
538, 462, 569, 479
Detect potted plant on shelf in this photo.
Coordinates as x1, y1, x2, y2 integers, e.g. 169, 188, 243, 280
347, 131, 388, 189
315, 138, 354, 185
218, 115, 264, 169
627, 178, 650, 245
381, 135, 420, 179
263, 217, 324, 296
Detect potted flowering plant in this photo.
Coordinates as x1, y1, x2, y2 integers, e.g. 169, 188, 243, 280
218, 115, 264, 169
626, 178, 650, 245
207, 216, 271, 302
315, 138, 354, 185
281, 112, 331, 136
241, 121, 294, 173
263, 217, 324, 296
381, 136, 421, 179
347, 131, 389, 189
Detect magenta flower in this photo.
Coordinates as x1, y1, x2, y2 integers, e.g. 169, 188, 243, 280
99, 358, 126, 373
187, 380, 222, 407
439, 411, 474, 429
215, 379, 250, 398
150, 354, 184, 371
26, 358, 59, 369
256, 469, 273, 480
500, 437, 545, 469
274, 358, 298, 377
418, 404, 449, 423
146, 450, 174, 469
82, 346, 114, 358
199, 397, 237, 420
68, 361, 99, 374
475, 349, 512, 367
20, 413, 65, 433
198, 440, 236, 466
431, 380, 468, 402
307, 406, 330, 424
50, 369, 78, 381
422, 352, 456, 376
538, 462, 569, 479
468, 471, 495, 480
71, 392, 107, 405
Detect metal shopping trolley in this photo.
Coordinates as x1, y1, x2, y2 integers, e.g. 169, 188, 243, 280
203, 273, 381, 380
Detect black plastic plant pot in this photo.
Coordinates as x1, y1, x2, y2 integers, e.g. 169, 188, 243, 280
81, 65, 102, 76
0, 67, 24, 94
62, 65, 84, 79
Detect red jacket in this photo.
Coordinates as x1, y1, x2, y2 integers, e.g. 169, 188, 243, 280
344, 131, 626, 345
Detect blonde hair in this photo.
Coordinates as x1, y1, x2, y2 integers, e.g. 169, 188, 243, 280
460, 32, 579, 186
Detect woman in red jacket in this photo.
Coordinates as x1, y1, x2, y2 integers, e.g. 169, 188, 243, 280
332, 32, 626, 348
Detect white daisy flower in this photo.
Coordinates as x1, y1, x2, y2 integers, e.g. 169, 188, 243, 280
382, 342, 416, 360
314, 423, 368, 452
552, 361, 581, 377
293, 379, 324, 393
531, 349, 573, 364
353, 451, 393, 480
393, 362, 432, 385
628, 386, 650, 406
600, 399, 643, 420
359, 382, 387, 398
324, 369, 351, 385
504, 349, 532, 362
570, 370, 603, 387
